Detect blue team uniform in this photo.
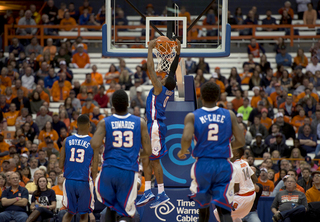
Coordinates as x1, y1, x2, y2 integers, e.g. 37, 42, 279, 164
190, 107, 234, 211
96, 113, 141, 217
146, 85, 174, 160
63, 134, 94, 215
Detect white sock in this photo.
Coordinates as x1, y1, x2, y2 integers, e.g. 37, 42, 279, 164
158, 183, 164, 193
145, 181, 151, 191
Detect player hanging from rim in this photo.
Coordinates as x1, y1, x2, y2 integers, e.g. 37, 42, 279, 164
91, 89, 152, 222
59, 114, 99, 222
178, 81, 246, 222
214, 148, 258, 222
136, 38, 181, 208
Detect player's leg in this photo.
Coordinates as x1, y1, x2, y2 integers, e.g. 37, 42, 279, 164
62, 179, 78, 222
104, 207, 117, 222
62, 212, 74, 222
79, 214, 88, 222
216, 206, 233, 222
77, 181, 94, 222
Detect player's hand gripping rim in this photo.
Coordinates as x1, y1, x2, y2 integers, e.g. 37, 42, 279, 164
178, 149, 190, 159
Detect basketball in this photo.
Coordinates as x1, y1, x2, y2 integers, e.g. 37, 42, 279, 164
156, 36, 172, 54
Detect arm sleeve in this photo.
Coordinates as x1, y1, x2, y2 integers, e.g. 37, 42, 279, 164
168, 54, 180, 78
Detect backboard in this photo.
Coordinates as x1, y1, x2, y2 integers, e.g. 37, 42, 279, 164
102, 0, 231, 58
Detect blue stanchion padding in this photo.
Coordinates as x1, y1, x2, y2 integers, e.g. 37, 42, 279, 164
257, 196, 274, 222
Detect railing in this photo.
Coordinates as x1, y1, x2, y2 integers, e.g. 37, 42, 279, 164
4, 24, 320, 48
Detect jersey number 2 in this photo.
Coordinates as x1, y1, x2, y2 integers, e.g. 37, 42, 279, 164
113, 131, 133, 148
69, 148, 85, 163
208, 123, 219, 141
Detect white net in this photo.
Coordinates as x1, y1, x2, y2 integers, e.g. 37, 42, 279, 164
153, 42, 177, 73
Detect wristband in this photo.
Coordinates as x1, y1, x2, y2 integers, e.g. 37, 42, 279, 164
16, 197, 19, 201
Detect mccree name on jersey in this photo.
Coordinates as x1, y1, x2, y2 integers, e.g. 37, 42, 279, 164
111, 121, 135, 130
199, 114, 225, 124
68, 139, 90, 148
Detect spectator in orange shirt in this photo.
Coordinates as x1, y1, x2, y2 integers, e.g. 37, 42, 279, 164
106, 80, 116, 98
52, 173, 64, 195
89, 107, 104, 126
291, 109, 308, 132
38, 136, 60, 151
77, 86, 88, 105
82, 98, 95, 115
79, 0, 93, 15
71, 37, 88, 54
179, 6, 191, 24
11, 79, 29, 98
35, 84, 50, 104
72, 44, 90, 69
269, 83, 282, 108
0, 132, 10, 157
239, 64, 252, 85
4, 87, 14, 104
279, 94, 296, 117
81, 73, 98, 91
105, 64, 120, 84
278, 1, 294, 19
231, 89, 243, 111
90, 65, 103, 85
251, 86, 261, 108
38, 121, 59, 142
52, 73, 72, 92
60, 11, 77, 31
261, 108, 273, 130
1, 67, 12, 87
296, 87, 319, 104
273, 108, 291, 123
258, 168, 275, 196
3, 103, 19, 126
69, 111, 80, 133
211, 73, 225, 93
305, 171, 320, 203
52, 80, 70, 102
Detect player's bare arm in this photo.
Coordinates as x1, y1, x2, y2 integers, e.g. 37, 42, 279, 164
59, 138, 66, 170
91, 147, 100, 181
178, 113, 194, 159
230, 110, 246, 149
91, 119, 106, 150
140, 118, 152, 158
147, 39, 163, 95
251, 174, 258, 184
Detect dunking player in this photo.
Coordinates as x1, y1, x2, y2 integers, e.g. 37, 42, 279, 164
59, 115, 99, 222
178, 81, 246, 222
214, 148, 258, 222
136, 38, 181, 208
91, 89, 152, 222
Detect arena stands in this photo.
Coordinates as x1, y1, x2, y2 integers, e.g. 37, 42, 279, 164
1, 0, 320, 221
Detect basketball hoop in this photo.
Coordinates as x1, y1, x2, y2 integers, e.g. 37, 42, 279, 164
153, 36, 177, 73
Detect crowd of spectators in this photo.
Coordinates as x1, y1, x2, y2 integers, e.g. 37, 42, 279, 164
1, 0, 320, 221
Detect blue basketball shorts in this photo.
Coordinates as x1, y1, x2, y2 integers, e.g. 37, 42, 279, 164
147, 120, 167, 160
95, 166, 138, 218
63, 179, 94, 215
189, 158, 234, 211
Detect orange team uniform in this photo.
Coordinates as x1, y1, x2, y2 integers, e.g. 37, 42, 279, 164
60, 17, 77, 31
91, 72, 103, 85
89, 113, 104, 126
70, 120, 77, 132
105, 71, 120, 84
0, 85, 6, 95
77, 94, 88, 106
81, 81, 98, 91
72, 43, 88, 52
215, 80, 225, 93
295, 92, 319, 103
5, 95, 14, 104
261, 117, 273, 130
258, 178, 274, 196
52, 86, 70, 102
72, 53, 90, 68
0, 76, 12, 87
38, 130, 59, 142
52, 185, 63, 195
38, 141, 59, 151
52, 80, 72, 91
248, 43, 262, 58
269, 91, 281, 108
239, 72, 253, 84
231, 98, 243, 111
12, 87, 29, 98
273, 116, 291, 123
290, 115, 308, 132
3, 111, 20, 126
40, 91, 50, 104
82, 104, 96, 114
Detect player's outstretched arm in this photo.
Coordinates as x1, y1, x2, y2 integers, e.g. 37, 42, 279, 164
168, 39, 181, 77
140, 118, 152, 158
179, 113, 194, 159
91, 145, 100, 181
91, 119, 106, 150
147, 39, 163, 95
59, 139, 66, 170
229, 110, 245, 149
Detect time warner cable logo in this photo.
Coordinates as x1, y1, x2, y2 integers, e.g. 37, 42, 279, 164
155, 201, 175, 221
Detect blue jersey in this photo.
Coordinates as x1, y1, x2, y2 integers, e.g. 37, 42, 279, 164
192, 107, 233, 159
146, 85, 174, 122
103, 113, 141, 172
64, 134, 94, 181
